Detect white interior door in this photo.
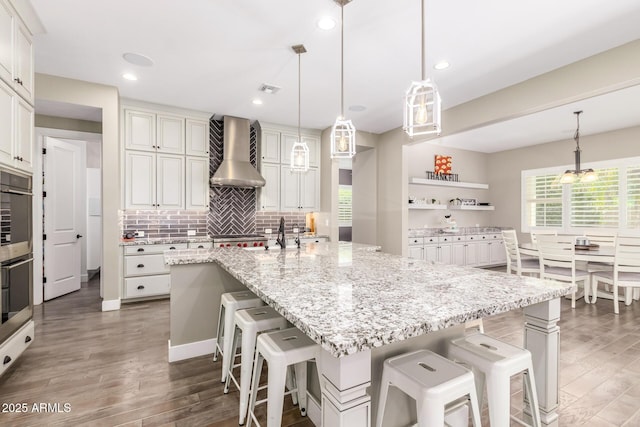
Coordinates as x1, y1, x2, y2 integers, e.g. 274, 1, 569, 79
44, 137, 82, 300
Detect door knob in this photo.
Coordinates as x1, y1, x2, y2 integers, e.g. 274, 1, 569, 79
76, 234, 83, 239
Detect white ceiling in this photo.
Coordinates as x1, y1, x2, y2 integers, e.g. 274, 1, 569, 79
29, 0, 640, 151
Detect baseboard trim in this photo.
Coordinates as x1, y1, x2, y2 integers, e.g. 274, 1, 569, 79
168, 338, 217, 363
101, 298, 121, 311
307, 392, 321, 426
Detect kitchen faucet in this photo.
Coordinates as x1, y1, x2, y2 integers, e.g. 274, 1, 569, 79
294, 224, 301, 249
276, 217, 286, 249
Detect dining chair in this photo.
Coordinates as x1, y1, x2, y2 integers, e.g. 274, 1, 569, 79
530, 229, 558, 245
582, 232, 617, 247
591, 235, 640, 314
502, 229, 540, 277
536, 235, 590, 309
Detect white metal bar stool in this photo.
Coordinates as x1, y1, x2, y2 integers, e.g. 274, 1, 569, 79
213, 290, 264, 383
376, 349, 482, 427
247, 327, 320, 427
448, 333, 542, 427
224, 306, 289, 425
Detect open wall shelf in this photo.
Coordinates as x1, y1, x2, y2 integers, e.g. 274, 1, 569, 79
409, 177, 489, 190
408, 204, 448, 210
448, 205, 495, 211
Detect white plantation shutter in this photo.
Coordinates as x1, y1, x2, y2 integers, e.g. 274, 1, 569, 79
338, 185, 352, 226
628, 166, 640, 228
571, 168, 619, 227
525, 174, 562, 227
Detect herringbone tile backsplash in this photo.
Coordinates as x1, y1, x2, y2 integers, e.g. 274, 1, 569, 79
207, 118, 258, 236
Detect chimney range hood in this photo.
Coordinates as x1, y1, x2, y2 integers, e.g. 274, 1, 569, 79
210, 116, 266, 188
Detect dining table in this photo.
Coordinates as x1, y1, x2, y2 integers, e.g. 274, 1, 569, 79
518, 242, 629, 303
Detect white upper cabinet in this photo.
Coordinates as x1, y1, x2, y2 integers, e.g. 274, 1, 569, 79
185, 119, 209, 157
125, 151, 156, 209
0, 78, 13, 165
156, 154, 184, 208
14, 95, 32, 173
185, 156, 209, 210
299, 167, 319, 210
157, 114, 185, 154
0, 0, 33, 105
0, 77, 31, 172
259, 163, 280, 211
261, 130, 281, 163
280, 133, 320, 168
125, 110, 156, 152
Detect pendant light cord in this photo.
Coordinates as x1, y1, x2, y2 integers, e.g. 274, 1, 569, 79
340, 3, 345, 119
574, 111, 581, 150
421, 0, 425, 80
298, 52, 301, 141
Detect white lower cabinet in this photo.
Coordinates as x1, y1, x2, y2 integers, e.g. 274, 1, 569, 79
122, 243, 187, 299
407, 233, 506, 267
0, 320, 34, 378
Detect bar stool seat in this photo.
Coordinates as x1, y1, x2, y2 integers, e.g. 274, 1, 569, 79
224, 306, 289, 425
448, 333, 542, 427
247, 327, 320, 427
376, 349, 481, 427
213, 290, 263, 383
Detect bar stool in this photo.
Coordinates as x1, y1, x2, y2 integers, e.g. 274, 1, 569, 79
376, 349, 482, 427
213, 290, 264, 383
247, 327, 320, 427
224, 306, 289, 425
448, 333, 541, 427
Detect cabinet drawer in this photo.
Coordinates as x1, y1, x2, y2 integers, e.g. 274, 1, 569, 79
187, 241, 212, 249
0, 320, 34, 378
124, 275, 170, 298
407, 237, 424, 246
124, 243, 188, 255
124, 254, 169, 276
424, 236, 438, 244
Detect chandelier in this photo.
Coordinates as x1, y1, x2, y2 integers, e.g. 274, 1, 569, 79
559, 111, 597, 184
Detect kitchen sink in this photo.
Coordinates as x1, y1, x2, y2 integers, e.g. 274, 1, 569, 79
242, 246, 303, 252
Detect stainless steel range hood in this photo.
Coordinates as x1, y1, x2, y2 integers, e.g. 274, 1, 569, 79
210, 116, 266, 188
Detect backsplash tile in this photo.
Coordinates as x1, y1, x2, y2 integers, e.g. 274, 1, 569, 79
208, 118, 258, 235
120, 210, 208, 238
256, 211, 306, 234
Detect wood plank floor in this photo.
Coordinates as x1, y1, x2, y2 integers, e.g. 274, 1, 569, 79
1, 274, 640, 426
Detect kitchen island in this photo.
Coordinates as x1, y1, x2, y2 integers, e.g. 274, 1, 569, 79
165, 242, 574, 427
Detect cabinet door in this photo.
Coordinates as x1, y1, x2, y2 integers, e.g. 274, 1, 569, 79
439, 244, 452, 265
259, 163, 280, 211
14, 96, 32, 172
408, 245, 424, 260
299, 167, 319, 211
125, 151, 156, 209
476, 241, 491, 266
303, 135, 320, 168
0, 1, 12, 85
280, 166, 301, 210
185, 156, 209, 210
261, 130, 280, 163
280, 133, 299, 166
451, 243, 466, 266
424, 244, 439, 263
125, 110, 156, 152
185, 119, 209, 157
13, 20, 32, 103
489, 240, 507, 265
465, 243, 479, 266
156, 154, 184, 209
157, 114, 184, 154
0, 79, 13, 166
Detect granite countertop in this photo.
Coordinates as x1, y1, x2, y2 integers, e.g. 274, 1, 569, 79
165, 242, 574, 358
120, 236, 213, 246
408, 226, 513, 238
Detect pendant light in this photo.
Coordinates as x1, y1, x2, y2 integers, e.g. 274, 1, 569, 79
559, 111, 597, 184
330, 0, 356, 159
290, 44, 310, 172
403, 0, 442, 138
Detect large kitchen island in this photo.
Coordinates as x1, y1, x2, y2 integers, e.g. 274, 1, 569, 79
165, 242, 574, 427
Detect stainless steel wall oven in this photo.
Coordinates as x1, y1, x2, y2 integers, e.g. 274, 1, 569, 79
0, 169, 33, 344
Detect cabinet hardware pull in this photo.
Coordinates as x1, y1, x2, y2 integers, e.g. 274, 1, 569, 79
198, 245, 204, 248
169, 246, 176, 250
76, 234, 83, 239
137, 285, 145, 290
3, 355, 11, 365
25, 336, 32, 343
137, 264, 144, 268
137, 248, 145, 252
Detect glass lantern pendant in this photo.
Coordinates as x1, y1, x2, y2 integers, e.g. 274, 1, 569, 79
331, 118, 356, 158
403, 78, 442, 137
290, 140, 309, 172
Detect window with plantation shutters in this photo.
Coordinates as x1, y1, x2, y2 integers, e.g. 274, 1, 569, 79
521, 157, 640, 233
338, 185, 352, 226
524, 174, 562, 228
628, 166, 640, 228
570, 167, 619, 227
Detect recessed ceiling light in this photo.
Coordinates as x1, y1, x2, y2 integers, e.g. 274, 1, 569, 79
123, 52, 154, 67
434, 61, 450, 70
349, 105, 366, 112
252, 99, 263, 105
317, 16, 336, 30
259, 83, 281, 94
122, 73, 138, 81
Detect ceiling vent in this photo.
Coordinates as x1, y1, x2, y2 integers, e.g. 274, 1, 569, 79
259, 83, 281, 94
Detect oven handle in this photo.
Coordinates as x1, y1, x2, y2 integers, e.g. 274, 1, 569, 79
1, 189, 33, 196
3, 257, 33, 270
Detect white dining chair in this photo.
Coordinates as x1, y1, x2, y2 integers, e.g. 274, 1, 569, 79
591, 235, 640, 314
502, 229, 540, 277
530, 229, 558, 245
583, 232, 617, 247
536, 235, 590, 309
